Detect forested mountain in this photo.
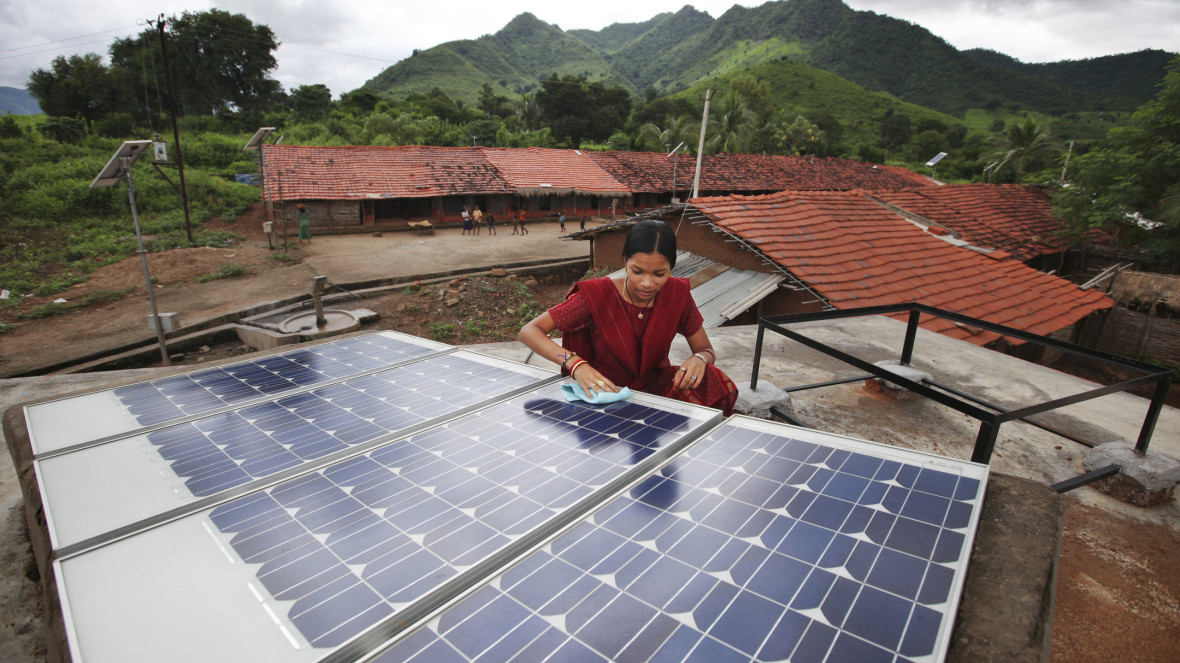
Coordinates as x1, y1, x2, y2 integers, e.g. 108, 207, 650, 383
362, 13, 632, 102
360, 0, 1173, 116
964, 48, 1176, 103
0, 87, 41, 115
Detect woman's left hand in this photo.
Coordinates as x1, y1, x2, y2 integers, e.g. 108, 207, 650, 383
673, 354, 708, 392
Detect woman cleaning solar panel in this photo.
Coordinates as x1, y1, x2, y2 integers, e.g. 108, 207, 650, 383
518, 219, 738, 415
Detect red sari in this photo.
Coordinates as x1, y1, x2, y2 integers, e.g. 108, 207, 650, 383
549, 276, 738, 416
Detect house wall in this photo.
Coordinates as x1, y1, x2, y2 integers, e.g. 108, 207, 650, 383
279, 201, 361, 230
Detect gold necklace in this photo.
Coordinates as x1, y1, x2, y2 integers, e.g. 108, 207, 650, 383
624, 281, 655, 319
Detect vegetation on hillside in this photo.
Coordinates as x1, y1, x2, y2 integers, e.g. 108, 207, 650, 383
6, 7, 1179, 308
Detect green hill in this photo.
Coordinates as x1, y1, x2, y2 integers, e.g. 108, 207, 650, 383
360, 1, 1174, 116
361, 13, 631, 103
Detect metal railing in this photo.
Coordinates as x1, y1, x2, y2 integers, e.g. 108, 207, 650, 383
750, 304, 1175, 493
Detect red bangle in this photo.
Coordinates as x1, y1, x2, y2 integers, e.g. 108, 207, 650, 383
567, 358, 587, 377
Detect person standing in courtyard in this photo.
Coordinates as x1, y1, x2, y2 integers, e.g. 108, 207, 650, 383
519, 208, 529, 235
518, 219, 737, 415
559, 212, 566, 232
486, 211, 496, 235
473, 206, 483, 236
297, 205, 311, 244
461, 206, 472, 236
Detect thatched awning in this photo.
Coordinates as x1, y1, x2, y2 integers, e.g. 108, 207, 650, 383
1111, 270, 1180, 307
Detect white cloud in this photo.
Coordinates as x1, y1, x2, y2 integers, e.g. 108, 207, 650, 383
2, 0, 1175, 94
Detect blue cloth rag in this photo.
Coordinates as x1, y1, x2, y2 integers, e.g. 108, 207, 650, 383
561, 383, 633, 405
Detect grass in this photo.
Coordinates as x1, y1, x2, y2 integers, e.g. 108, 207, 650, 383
268, 252, 300, 263
429, 322, 456, 340
0, 322, 13, 334
197, 263, 245, 283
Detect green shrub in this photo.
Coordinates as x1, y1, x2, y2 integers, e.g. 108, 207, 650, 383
0, 322, 13, 334
429, 322, 456, 340
21, 301, 70, 319
197, 262, 245, 282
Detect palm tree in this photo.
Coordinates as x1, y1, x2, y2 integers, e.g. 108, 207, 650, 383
636, 114, 696, 152
1000, 117, 1055, 184
706, 92, 757, 154
514, 93, 543, 133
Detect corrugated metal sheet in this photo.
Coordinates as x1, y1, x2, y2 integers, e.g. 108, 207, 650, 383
609, 251, 784, 327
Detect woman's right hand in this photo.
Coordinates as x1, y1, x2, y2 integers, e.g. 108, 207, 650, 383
572, 362, 619, 395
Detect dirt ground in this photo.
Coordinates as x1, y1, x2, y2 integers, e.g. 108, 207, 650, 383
1, 209, 1179, 661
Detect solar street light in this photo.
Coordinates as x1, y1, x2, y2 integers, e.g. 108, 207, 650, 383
926, 151, 948, 180
90, 140, 171, 366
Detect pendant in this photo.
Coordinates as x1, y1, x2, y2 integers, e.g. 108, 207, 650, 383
638, 313, 644, 319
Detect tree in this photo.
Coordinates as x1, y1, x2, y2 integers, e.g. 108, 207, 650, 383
998, 117, 1054, 184
535, 74, 631, 148
879, 110, 912, 149
39, 116, 87, 144
109, 9, 281, 116
477, 82, 513, 118
706, 92, 756, 154
290, 84, 332, 122
1054, 55, 1180, 260
27, 53, 119, 129
635, 114, 696, 152
339, 89, 381, 115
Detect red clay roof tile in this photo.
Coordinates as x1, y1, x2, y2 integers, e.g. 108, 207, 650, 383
691, 189, 1112, 345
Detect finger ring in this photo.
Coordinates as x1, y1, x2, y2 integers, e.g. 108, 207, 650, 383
691, 375, 696, 380
679, 367, 686, 373
596, 380, 605, 387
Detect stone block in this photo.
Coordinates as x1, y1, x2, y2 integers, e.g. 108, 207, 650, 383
735, 380, 793, 420
864, 360, 932, 400
1082, 441, 1180, 507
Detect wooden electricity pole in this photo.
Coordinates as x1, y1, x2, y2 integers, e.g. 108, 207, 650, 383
691, 88, 712, 200
156, 15, 194, 244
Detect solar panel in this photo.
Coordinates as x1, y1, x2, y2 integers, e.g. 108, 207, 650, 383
53, 384, 720, 662
36, 351, 556, 552
25, 331, 451, 456
371, 416, 987, 663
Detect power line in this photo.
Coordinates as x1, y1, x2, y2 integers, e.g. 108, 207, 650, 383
0, 25, 137, 54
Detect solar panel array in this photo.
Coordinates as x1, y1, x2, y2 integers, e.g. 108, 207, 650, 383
371, 417, 986, 663
26, 332, 988, 663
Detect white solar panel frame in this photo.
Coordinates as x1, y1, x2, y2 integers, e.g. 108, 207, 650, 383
52, 384, 722, 663
35, 349, 558, 554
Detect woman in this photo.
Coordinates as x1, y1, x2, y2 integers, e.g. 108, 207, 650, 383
519, 219, 737, 415
297, 205, 311, 243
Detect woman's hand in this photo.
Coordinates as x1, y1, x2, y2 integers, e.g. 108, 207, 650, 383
673, 353, 709, 392
573, 362, 619, 396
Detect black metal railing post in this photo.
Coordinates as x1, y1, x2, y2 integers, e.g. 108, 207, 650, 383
751, 322, 766, 390
1136, 374, 1175, 454
900, 309, 921, 365
971, 420, 1001, 464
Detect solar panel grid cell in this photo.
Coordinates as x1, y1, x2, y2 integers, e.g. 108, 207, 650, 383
207, 387, 712, 651
374, 418, 984, 663
112, 333, 444, 426
140, 354, 541, 497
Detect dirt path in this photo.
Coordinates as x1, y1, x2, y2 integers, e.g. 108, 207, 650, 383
0, 211, 593, 377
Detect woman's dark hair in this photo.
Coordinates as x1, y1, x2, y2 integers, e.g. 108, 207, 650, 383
622, 219, 677, 269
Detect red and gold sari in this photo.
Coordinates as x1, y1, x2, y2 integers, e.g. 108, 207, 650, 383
549, 276, 738, 416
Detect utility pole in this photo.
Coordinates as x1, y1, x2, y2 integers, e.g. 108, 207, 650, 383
691, 88, 712, 200
1061, 140, 1075, 181
156, 15, 194, 244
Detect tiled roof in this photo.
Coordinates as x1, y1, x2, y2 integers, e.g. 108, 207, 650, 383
479, 147, 631, 197
263, 145, 933, 203
872, 184, 1066, 261
691, 190, 1112, 345
589, 152, 933, 193
263, 145, 513, 200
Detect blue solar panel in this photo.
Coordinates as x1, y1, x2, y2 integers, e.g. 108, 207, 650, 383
112, 332, 447, 427
372, 417, 986, 663
145, 352, 549, 497
205, 386, 716, 649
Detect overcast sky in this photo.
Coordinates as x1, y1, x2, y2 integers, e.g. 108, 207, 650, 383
2, 0, 1176, 96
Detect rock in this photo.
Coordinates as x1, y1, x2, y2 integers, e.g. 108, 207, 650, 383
446, 288, 460, 295
457, 275, 469, 281
411, 280, 422, 289
448, 278, 461, 286
445, 297, 461, 307
491, 268, 508, 277
506, 274, 518, 281
396, 303, 407, 312
200, 345, 210, 353
525, 278, 538, 287
372, 231, 382, 237
1082, 441, 1180, 507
